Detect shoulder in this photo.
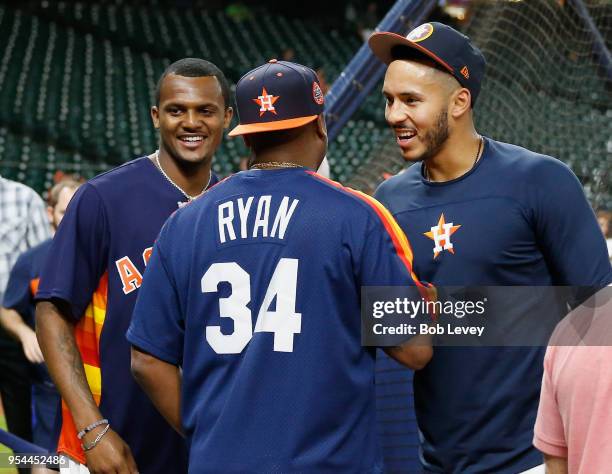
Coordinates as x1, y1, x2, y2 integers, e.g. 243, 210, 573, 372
374, 167, 425, 213
377, 164, 420, 193
374, 165, 421, 216
305, 171, 393, 224
486, 138, 576, 183
55, 182, 109, 235
0, 177, 43, 202
78, 157, 157, 211
18, 239, 52, 263
87, 156, 152, 191
68, 180, 104, 208
9, 240, 50, 279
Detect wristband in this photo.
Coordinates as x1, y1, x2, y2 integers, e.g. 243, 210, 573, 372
82, 423, 111, 452
77, 418, 109, 440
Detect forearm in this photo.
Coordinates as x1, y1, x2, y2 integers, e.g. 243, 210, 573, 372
0, 307, 32, 341
131, 346, 183, 435
384, 335, 433, 370
35, 301, 102, 429
544, 454, 568, 474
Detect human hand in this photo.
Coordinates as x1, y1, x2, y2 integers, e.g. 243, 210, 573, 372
18, 326, 44, 363
83, 428, 139, 474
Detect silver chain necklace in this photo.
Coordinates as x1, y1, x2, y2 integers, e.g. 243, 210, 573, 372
154, 150, 211, 201
250, 161, 303, 170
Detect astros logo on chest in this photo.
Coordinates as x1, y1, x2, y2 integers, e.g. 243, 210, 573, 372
424, 213, 461, 259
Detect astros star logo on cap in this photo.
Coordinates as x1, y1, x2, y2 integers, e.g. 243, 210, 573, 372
253, 87, 279, 116
228, 60, 325, 136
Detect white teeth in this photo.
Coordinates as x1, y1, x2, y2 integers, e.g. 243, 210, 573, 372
182, 136, 204, 142
396, 130, 416, 139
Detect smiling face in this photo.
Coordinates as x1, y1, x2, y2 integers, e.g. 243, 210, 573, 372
151, 74, 232, 166
383, 59, 459, 162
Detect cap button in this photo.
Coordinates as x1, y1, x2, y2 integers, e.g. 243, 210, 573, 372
268, 58, 278, 63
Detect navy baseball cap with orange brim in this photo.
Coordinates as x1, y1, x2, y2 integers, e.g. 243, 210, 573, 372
368, 22, 486, 105
228, 59, 325, 137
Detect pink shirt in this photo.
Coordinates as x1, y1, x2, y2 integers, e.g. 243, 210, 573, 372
534, 344, 612, 473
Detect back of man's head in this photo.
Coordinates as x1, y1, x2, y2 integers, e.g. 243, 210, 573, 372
229, 60, 327, 168
246, 122, 312, 154
229, 60, 325, 137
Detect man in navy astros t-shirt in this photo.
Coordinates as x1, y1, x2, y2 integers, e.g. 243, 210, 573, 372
368, 22, 612, 473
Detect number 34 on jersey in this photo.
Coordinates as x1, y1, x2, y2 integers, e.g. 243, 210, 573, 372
202, 258, 301, 355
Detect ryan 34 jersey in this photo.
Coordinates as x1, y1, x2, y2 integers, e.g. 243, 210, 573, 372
128, 167, 425, 474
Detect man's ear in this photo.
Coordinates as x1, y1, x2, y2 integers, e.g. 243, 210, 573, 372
449, 88, 472, 119
223, 107, 234, 129
315, 114, 327, 140
151, 106, 160, 129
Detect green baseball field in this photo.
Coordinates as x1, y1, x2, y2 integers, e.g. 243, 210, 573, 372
0, 403, 18, 474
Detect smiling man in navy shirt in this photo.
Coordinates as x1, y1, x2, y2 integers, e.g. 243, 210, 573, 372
369, 22, 612, 473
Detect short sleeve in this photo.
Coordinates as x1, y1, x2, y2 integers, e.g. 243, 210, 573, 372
3, 251, 33, 321
533, 346, 568, 458
36, 184, 109, 321
127, 229, 184, 366
532, 159, 612, 286
26, 190, 52, 247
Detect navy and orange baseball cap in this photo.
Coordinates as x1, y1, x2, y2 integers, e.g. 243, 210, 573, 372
228, 59, 325, 136
368, 22, 486, 105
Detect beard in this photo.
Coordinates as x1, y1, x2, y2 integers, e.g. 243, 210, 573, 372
416, 109, 450, 162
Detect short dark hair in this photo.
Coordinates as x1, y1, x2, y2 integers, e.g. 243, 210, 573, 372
155, 58, 230, 108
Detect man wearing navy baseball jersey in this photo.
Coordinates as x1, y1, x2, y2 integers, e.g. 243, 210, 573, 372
368, 22, 612, 473
1, 179, 80, 452
128, 60, 431, 473
35, 58, 232, 474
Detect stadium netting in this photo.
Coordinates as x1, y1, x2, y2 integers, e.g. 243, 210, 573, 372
346, 0, 611, 210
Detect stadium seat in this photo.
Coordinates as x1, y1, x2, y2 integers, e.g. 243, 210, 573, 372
1, 2, 607, 208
